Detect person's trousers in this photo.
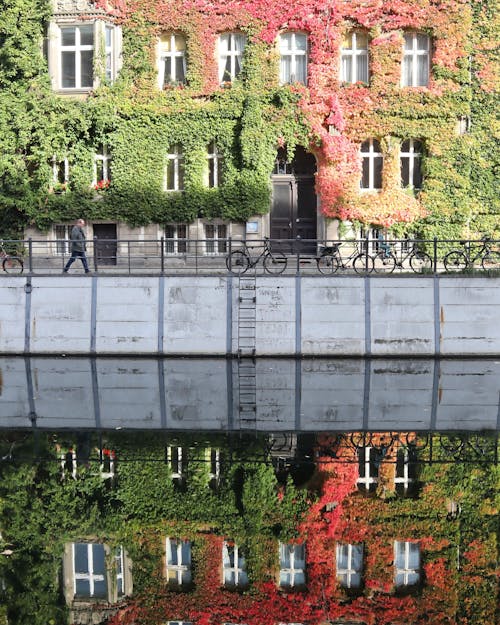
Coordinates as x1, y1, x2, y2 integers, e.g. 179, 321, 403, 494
64, 251, 90, 272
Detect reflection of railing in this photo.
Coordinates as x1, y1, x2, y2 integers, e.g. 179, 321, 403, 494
2, 237, 500, 275
2, 431, 498, 465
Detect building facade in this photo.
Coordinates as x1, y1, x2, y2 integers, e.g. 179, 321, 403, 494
0, 0, 498, 258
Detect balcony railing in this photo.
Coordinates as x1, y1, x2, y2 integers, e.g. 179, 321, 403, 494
1, 237, 499, 276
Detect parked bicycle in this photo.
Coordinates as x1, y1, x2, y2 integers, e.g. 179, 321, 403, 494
443, 236, 500, 273
316, 241, 373, 275
0, 240, 24, 273
371, 240, 433, 274
226, 238, 287, 275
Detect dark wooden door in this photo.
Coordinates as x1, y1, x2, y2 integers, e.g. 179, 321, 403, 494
270, 147, 317, 254
93, 223, 117, 266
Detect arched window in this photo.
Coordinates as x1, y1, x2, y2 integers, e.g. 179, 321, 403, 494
400, 139, 424, 189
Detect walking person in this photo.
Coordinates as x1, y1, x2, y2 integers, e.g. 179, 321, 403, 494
63, 219, 90, 273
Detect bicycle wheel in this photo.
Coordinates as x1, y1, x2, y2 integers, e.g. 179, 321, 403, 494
317, 254, 340, 274
409, 252, 433, 273
481, 251, 500, 271
443, 251, 467, 272
226, 250, 249, 275
373, 252, 396, 274
2, 256, 23, 274
263, 251, 287, 274
352, 253, 374, 274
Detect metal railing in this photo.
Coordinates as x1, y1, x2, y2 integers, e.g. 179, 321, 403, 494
1, 236, 499, 276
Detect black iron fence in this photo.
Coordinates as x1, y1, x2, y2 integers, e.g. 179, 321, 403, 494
1, 236, 499, 275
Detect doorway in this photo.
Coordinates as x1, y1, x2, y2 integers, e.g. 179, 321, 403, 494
270, 147, 317, 253
93, 223, 117, 266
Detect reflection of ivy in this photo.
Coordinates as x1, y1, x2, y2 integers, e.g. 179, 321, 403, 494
0, 0, 498, 239
0, 432, 497, 625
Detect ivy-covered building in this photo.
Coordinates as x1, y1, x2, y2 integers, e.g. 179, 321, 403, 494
0, 431, 498, 625
1, 0, 498, 257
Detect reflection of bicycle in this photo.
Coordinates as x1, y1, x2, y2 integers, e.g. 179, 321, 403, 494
226, 237, 287, 275
0, 240, 23, 273
444, 236, 500, 272
316, 242, 372, 275
372, 240, 433, 274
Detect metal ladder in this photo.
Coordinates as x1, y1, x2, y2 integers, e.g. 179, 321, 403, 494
237, 273, 257, 428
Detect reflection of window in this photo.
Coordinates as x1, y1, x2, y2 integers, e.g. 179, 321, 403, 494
357, 447, 379, 493
218, 33, 246, 83
336, 543, 363, 589
279, 542, 305, 588
54, 225, 72, 256
207, 142, 224, 187
400, 139, 423, 189
279, 32, 307, 85
207, 448, 220, 489
341, 32, 368, 83
166, 538, 192, 586
402, 32, 430, 87
166, 446, 185, 482
360, 139, 382, 190
60, 446, 77, 478
165, 224, 187, 254
164, 144, 185, 191
394, 541, 420, 587
94, 145, 112, 185
158, 33, 187, 88
222, 542, 248, 588
67, 543, 127, 601
394, 448, 418, 496
204, 223, 227, 254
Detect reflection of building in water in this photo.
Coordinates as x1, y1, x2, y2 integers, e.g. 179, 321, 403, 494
0, 430, 497, 625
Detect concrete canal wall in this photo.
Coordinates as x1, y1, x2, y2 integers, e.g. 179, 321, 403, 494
0, 275, 499, 356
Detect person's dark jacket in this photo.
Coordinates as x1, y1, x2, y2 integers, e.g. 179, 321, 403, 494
70, 225, 86, 253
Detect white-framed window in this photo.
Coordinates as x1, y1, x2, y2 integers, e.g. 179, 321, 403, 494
359, 226, 383, 255
341, 31, 369, 84
158, 32, 187, 88
360, 139, 383, 190
50, 156, 70, 186
166, 446, 185, 482
166, 538, 192, 586
51, 21, 120, 90
204, 223, 227, 255
357, 447, 379, 493
54, 224, 72, 256
336, 543, 363, 589
400, 139, 423, 189
394, 447, 418, 496
402, 32, 430, 87
218, 33, 246, 84
279, 542, 306, 588
166, 622, 193, 625
164, 144, 185, 191
207, 141, 224, 187
279, 32, 308, 85
93, 144, 112, 187
164, 224, 188, 254
394, 541, 421, 587
222, 541, 248, 588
